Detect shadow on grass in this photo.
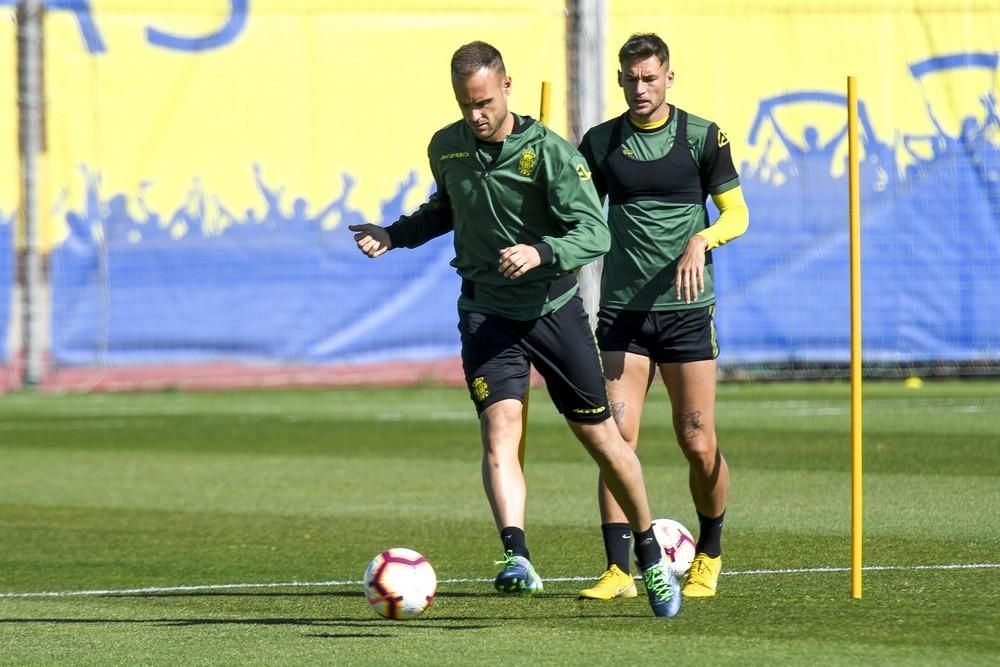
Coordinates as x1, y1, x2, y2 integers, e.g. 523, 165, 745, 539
99, 590, 365, 599
0, 616, 495, 632
305, 633, 398, 638
92, 590, 588, 600
0, 604, 653, 629
0, 588, 654, 634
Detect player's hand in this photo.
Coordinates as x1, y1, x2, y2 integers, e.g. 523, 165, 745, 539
675, 235, 709, 303
498, 244, 541, 279
350, 223, 392, 258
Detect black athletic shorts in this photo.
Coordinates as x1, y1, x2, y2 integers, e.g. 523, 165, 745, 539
596, 305, 719, 364
458, 295, 611, 424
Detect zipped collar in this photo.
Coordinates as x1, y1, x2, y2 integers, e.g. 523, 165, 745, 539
474, 113, 537, 147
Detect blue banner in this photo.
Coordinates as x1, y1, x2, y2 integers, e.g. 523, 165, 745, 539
51, 169, 462, 365
718, 149, 1000, 363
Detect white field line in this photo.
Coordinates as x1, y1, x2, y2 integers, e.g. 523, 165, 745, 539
2, 563, 998, 599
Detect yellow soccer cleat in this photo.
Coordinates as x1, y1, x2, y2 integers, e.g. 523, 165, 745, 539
682, 553, 722, 597
578, 564, 638, 600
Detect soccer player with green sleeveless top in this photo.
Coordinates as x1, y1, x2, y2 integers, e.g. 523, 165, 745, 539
577, 33, 749, 601
350, 40, 681, 617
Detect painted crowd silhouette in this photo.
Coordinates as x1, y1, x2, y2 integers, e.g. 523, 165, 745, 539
2, 51, 998, 366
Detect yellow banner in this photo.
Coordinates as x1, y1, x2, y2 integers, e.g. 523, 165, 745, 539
27, 0, 565, 249
608, 1, 1000, 181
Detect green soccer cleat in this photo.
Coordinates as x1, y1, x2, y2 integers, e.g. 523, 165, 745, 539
493, 551, 544, 596
642, 558, 682, 617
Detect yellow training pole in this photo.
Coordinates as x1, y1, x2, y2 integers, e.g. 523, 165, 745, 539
848, 75, 863, 599
519, 81, 551, 469
538, 81, 551, 125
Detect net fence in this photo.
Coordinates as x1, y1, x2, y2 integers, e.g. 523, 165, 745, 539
2, 0, 998, 390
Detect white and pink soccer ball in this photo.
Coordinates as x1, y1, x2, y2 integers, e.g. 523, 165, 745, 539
363, 547, 437, 620
652, 518, 697, 576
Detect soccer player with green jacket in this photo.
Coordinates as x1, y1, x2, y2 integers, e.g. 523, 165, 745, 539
350, 40, 682, 617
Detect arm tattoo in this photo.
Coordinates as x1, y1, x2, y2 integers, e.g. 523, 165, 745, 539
679, 410, 704, 436
611, 401, 626, 427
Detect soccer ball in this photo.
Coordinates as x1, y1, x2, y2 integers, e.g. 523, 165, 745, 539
363, 547, 437, 620
652, 518, 696, 576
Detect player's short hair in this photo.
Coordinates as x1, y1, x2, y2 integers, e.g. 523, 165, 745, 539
618, 33, 670, 68
451, 41, 506, 79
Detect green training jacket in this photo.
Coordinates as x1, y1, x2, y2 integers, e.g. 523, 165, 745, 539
386, 114, 608, 321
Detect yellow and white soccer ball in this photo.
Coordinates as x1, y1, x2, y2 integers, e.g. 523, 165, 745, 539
363, 547, 437, 620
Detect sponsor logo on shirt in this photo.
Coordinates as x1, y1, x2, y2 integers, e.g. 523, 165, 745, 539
440, 151, 470, 161
575, 163, 592, 180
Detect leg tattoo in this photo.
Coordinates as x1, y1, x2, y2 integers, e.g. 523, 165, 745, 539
679, 410, 704, 437
611, 401, 626, 427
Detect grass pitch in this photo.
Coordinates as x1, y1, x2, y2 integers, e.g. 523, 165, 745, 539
1, 381, 998, 665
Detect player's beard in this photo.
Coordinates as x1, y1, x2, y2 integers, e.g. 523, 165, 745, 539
474, 110, 508, 141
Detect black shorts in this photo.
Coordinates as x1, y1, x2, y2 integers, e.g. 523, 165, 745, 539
458, 296, 611, 424
596, 305, 719, 364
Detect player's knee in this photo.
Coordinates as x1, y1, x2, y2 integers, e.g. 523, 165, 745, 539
677, 431, 717, 465
572, 418, 625, 458
620, 435, 639, 451
481, 400, 523, 438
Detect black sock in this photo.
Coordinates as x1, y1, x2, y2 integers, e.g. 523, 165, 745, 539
500, 526, 530, 560
633, 526, 661, 571
696, 509, 725, 558
601, 523, 632, 573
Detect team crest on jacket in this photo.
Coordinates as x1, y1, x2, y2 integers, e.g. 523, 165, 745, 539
518, 150, 537, 176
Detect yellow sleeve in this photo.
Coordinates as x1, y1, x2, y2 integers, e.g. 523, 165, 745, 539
697, 185, 749, 251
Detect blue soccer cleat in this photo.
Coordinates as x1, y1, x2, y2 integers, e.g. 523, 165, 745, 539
493, 551, 544, 596
642, 558, 682, 617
